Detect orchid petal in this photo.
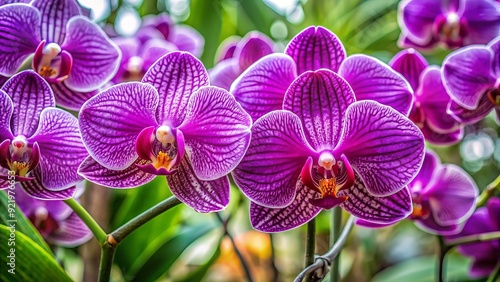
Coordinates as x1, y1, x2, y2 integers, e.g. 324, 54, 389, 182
409, 150, 440, 194
442, 46, 496, 110
20, 167, 75, 200
0, 89, 13, 140
398, 0, 442, 44
284, 69, 355, 150
140, 38, 177, 71
232, 110, 315, 208
166, 158, 229, 213
334, 100, 425, 196
339, 176, 413, 224
28, 108, 86, 190
169, 25, 205, 57
179, 86, 251, 181
487, 199, 500, 230
46, 212, 92, 247
424, 164, 478, 225
447, 95, 494, 124
285, 26, 346, 74
461, 0, 500, 45
231, 54, 297, 121
249, 184, 321, 232
339, 54, 413, 116
1, 70, 55, 137
214, 35, 240, 63
51, 81, 98, 111
79, 82, 158, 170
389, 48, 428, 91
414, 217, 462, 236
209, 58, 240, 91
31, 0, 81, 44
234, 31, 274, 71
420, 123, 463, 146
0, 4, 40, 76
62, 16, 121, 92
78, 156, 155, 188
142, 51, 209, 127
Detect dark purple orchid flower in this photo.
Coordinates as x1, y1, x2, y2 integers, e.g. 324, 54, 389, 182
0, 0, 121, 110
447, 198, 500, 278
442, 36, 500, 125
232, 69, 425, 232
231, 26, 413, 122
14, 183, 92, 247
210, 31, 275, 90
398, 0, 500, 50
112, 37, 177, 83
78, 51, 252, 213
390, 49, 463, 145
0, 70, 87, 200
357, 150, 478, 235
136, 13, 204, 58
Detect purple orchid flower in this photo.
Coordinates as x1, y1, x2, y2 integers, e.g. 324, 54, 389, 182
112, 37, 177, 83
230, 26, 413, 122
0, 0, 121, 110
398, 0, 500, 50
0, 70, 88, 200
357, 150, 478, 235
14, 183, 92, 247
446, 198, 500, 278
232, 69, 425, 233
390, 49, 463, 145
78, 51, 252, 213
210, 31, 275, 90
442, 36, 500, 125
136, 13, 204, 58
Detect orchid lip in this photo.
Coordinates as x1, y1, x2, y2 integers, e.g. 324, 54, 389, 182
0, 139, 40, 179
33, 41, 73, 83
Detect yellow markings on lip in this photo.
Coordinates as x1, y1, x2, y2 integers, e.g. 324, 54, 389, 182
153, 151, 172, 170
39, 66, 56, 77
318, 178, 337, 198
8, 161, 29, 177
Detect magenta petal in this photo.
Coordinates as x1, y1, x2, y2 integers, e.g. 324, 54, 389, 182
447, 95, 494, 124
79, 82, 158, 170
398, 0, 442, 45
0, 4, 40, 76
169, 25, 204, 58
209, 58, 241, 91
339, 176, 413, 224
284, 69, 355, 150
417, 67, 460, 133
232, 110, 315, 208
420, 123, 463, 146
442, 46, 496, 110
46, 212, 92, 247
234, 31, 274, 71
424, 164, 479, 225
28, 108, 87, 190
62, 16, 121, 92
249, 184, 321, 232
0, 89, 13, 139
409, 150, 440, 194
339, 55, 413, 116
166, 158, 229, 213
285, 26, 346, 74
1, 70, 55, 137
31, 0, 81, 44
140, 38, 177, 71
214, 35, 240, 63
142, 51, 209, 127
389, 48, 428, 91
335, 101, 425, 196
78, 156, 155, 188
461, 0, 500, 45
414, 218, 462, 236
20, 167, 75, 200
178, 86, 251, 180
355, 219, 394, 229
51, 81, 98, 111
469, 259, 499, 279
487, 199, 500, 230
231, 54, 297, 121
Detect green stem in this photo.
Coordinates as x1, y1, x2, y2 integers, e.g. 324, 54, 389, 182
305, 218, 316, 282
477, 175, 500, 207
330, 208, 342, 282
215, 213, 253, 282
487, 261, 500, 282
437, 236, 449, 282
64, 198, 107, 244
446, 231, 500, 248
110, 196, 182, 244
98, 242, 116, 282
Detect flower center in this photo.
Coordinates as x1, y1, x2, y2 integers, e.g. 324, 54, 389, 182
301, 153, 355, 209
29, 207, 59, 236
0, 136, 39, 178
33, 41, 73, 83
487, 88, 500, 107
124, 56, 145, 81
409, 193, 431, 220
442, 13, 461, 41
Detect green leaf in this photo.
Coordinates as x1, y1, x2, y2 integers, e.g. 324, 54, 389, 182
129, 222, 218, 282
0, 224, 72, 282
176, 236, 224, 282
371, 254, 473, 282
0, 191, 52, 254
